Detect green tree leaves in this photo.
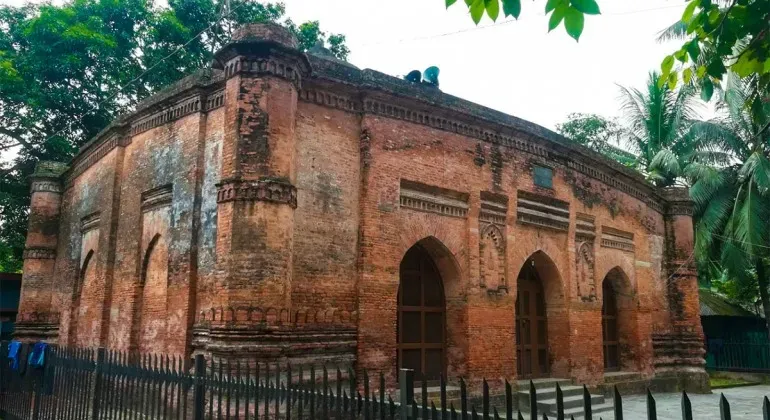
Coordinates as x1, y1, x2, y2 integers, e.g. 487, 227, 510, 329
448, 0, 598, 40
563, 7, 584, 41
660, 0, 770, 114
555, 113, 637, 167
570, 0, 600, 15
0, 0, 350, 272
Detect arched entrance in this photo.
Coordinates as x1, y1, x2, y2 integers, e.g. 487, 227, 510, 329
516, 259, 549, 378
397, 243, 446, 380
602, 279, 619, 371
600, 266, 637, 372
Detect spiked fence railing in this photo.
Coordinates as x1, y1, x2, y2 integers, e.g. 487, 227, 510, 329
1, 341, 768, 420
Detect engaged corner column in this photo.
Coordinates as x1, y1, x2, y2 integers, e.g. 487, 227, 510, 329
661, 187, 701, 333
16, 161, 68, 343
213, 23, 309, 311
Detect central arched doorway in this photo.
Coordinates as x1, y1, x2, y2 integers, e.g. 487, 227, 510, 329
516, 259, 549, 378
397, 243, 446, 380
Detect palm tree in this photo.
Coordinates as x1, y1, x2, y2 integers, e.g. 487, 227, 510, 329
686, 74, 770, 337
617, 72, 704, 186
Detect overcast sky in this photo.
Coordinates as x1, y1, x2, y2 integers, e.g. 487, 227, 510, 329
0, 0, 690, 138
282, 0, 688, 130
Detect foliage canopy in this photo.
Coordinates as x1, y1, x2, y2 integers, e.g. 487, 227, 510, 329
0, 0, 348, 272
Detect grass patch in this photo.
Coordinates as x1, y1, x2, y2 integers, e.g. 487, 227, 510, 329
710, 376, 759, 389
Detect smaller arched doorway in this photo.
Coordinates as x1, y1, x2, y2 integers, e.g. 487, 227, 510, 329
397, 243, 446, 380
602, 279, 620, 371
516, 259, 549, 378
601, 267, 637, 372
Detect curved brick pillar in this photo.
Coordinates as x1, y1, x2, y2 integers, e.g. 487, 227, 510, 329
193, 24, 330, 363
15, 161, 68, 342
212, 23, 309, 309
652, 187, 709, 392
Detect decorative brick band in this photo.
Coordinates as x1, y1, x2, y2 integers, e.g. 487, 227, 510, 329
224, 56, 306, 89
601, 226, 635, 252
299, 89, 361, 112
64, 133, 121, 190
81, 212, 101, 232
16, 311, 61, 324
516, 190, 570, 232
141, 184, 173, 211
575, 213, 596, 240
195, 306, 357, 328
399, 179, 469, 218
131, 92, 213, 136
64, 89, 226, 190
216, 178, 298, 208
300, 87, 667, 215
667, 203, 694, 216
22, 247, 57, 260
30, 179, 62, 194
480, 192, 508, 226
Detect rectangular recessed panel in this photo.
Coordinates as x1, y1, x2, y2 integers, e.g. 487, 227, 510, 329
605, 345, 619, 369
516, 190, 570, 232
520, 320, 531, 345
605, 319, 618, 341
523, 350, 532, 375
401, 312, 421, 343
399, 179, 469, 218
533, 166, 554, 189
538, 349, 548, 374
424, 313, 443, 343
522, 292, 530, 315
537, 321, 547, 345
401, 278, 421, 306
401, 350, 421, 376
601, 226, 635, 252
423, 282, 442, 307
535, 292, 545, 316
425, 350, 443, 379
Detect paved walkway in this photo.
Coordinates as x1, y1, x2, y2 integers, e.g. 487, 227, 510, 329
617, 385, 770, 420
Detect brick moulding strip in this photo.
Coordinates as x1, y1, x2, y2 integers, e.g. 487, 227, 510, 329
63, 89, 225, 190
300, 86, 666, 215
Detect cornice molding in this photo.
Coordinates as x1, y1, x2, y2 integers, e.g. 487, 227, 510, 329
222, 54, 309, 89
30, 178, 62, 194
63, 88, 225, 190
216, 178, 298, 208
22, 247, 57, 260
298, 85, 669, 215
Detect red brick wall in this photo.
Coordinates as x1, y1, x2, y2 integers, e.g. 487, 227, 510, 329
18, 25, 704, 387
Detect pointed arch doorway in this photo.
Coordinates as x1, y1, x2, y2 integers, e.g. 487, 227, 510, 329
397, 243, 446, 380
516, 258, 549, 378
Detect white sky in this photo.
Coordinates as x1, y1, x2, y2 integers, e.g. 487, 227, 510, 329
0, 0, 691, 163
282, 0, 688, 130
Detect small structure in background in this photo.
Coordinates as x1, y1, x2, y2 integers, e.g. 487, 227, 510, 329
701, 288, 769, 372
0, 272, 21, 341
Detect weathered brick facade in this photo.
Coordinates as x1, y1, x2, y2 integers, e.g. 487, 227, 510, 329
17, 23, 707, 390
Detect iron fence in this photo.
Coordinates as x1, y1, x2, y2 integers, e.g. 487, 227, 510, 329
1, 341, 770, 419
705, 339, 770, 372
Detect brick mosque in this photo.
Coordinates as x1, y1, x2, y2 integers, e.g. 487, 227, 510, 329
16, 23, 707, 390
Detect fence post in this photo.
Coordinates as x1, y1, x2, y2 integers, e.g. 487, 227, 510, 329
192, 354, 206, 420
90, 347, 106, 420
399, 369, 414, 420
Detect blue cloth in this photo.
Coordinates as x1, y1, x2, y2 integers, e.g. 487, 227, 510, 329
7, 340, 21, 370
28, 342, 47, 368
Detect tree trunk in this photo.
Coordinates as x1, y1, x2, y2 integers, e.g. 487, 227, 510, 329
756, 260, 770, 341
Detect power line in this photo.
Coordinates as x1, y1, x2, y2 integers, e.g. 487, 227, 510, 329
353, 3, 686, 47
